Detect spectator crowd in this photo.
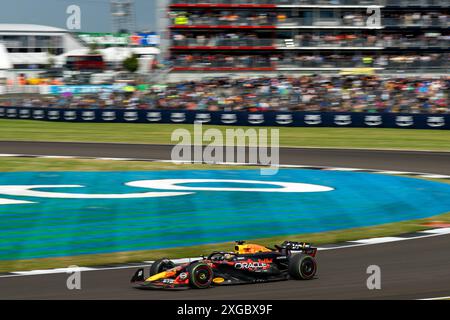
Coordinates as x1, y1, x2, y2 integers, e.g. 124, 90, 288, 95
172, 32, 449, 48
171, 53, 448, 69
1, 75, 448, 114
171, 10, 449, 28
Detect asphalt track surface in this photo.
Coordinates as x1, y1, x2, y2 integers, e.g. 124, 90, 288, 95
0, 141, 449, 299
1, 141, 449, 174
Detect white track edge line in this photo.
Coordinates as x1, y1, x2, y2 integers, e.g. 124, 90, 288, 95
418, 296, 450, 300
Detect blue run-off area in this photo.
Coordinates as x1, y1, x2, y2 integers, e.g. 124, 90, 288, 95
1, 169, 450, 261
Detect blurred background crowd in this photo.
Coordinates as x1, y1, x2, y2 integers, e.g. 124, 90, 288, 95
170, 10, 449, 28
172, 32, 449, 48
171, 53, 448, 69
1, 75, 447, 114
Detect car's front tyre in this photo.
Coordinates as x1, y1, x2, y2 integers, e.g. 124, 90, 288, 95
150, 258, 175, 276
288, 254, 317, 280
187, 262, 213, 289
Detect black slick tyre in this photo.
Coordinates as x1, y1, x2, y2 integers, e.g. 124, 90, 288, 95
187, 262, 213, 289
288, 254, 317, 280
149, 258, 175, 276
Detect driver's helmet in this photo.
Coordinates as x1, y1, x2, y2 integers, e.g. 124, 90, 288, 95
223, 253, 234, 261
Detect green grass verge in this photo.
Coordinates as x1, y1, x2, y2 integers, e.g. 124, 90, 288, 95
0, 157, 449, 272
1, 119, 450, 151
0, 157, 251, 172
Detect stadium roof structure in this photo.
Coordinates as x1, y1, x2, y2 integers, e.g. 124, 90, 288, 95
0, 24, 68, 34
0, 43, 13, 69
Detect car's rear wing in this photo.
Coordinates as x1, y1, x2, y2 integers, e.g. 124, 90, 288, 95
280, 241, 317, 257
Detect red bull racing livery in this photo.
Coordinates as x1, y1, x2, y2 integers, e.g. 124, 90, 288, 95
131, 241, 318, 290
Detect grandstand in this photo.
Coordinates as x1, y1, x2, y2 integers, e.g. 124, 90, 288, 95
165, 0, 449, 80
0, 24, 86, 78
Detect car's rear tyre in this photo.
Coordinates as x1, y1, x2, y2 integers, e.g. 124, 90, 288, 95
150, 258, 175, 276
187, 262, 213, 289
288, 254, 317, 280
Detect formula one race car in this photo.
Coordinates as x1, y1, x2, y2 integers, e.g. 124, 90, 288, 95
131, 241, 318, 290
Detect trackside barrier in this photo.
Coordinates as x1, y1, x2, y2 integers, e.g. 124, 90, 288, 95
0, 107, 449, 130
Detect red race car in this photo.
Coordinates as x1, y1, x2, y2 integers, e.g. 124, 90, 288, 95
131, 241, 318, 290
